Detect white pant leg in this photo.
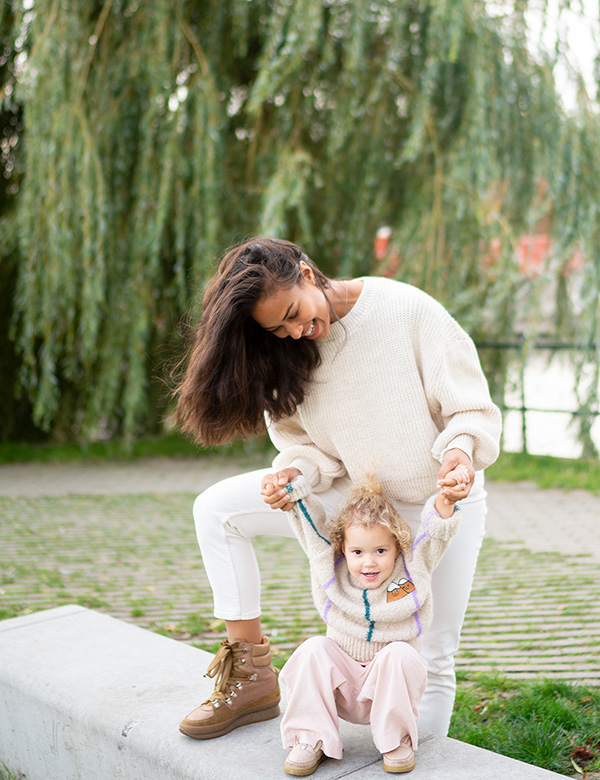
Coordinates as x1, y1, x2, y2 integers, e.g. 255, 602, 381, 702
193, 469, 351, 620
410, 473, 487, 736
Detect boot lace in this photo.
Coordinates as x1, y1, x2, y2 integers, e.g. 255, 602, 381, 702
202, 639, 257, 707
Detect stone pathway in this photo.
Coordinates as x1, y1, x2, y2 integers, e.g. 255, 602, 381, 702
463, 483, 600, 682
0, 457, 599, 682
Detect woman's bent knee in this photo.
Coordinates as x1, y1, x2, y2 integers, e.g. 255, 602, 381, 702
193, 478, 234, 520
192, 487, 226, 548
192, 470, 267, 542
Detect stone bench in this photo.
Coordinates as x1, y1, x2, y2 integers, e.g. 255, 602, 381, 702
0, 606, 564, 779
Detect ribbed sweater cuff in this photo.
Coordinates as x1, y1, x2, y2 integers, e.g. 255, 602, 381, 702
284, 474, 312, 502
440, 434, 474, 462
289, 458, 319, 489
330, 630, 420, 663
425, 508, 461, 541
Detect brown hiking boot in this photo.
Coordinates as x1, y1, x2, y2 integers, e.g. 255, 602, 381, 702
179, 636, 280, 739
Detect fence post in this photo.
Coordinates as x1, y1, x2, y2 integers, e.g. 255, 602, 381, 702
520, 352, 527, 454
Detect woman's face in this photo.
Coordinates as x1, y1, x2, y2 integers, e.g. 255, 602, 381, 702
252, 262, 331, 341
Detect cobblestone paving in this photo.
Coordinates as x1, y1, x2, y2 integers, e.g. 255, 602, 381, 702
1, 488, 599, 681
458, 539, 600, 681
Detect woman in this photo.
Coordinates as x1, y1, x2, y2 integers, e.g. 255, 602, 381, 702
175, 236, 501, 741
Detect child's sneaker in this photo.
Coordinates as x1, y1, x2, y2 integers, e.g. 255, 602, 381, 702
284, 738, 325, 776
382, 736, 415, 773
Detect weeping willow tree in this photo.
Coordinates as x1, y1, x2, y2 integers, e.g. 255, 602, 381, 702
1, 0, 599, 449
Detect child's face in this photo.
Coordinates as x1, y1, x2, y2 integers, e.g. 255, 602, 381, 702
342, 523, 397, 589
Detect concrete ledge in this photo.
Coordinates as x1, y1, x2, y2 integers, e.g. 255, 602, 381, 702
0, 606, 565, 779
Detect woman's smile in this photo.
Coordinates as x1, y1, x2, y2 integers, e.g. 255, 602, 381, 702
251, 261, 363, 341
252, 278, 331, 341
304, 320, 318, 339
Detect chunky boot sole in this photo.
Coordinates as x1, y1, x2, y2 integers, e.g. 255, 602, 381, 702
179, 699, 280, 739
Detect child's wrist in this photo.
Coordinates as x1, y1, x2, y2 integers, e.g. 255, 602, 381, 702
435, 493, 456, 518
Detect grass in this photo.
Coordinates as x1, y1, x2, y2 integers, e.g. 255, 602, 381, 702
450, 673, 600, 776
0, 764, 21, 780
487, 451, 600, 494
0, 433, 276, 465
0, 606, 26, 621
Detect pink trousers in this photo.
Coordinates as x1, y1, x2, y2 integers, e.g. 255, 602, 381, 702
280, 636, 427, 760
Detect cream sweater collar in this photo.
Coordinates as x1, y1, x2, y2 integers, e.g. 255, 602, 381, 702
325, 277, 380, 342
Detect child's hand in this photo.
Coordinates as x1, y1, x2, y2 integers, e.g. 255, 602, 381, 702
437, 464, 470, 496
437, 449, 474, 505
436, 464, 470, 516
260, 468, 302, 511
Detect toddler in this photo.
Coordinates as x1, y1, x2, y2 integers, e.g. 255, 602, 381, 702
279, 466, 468, 775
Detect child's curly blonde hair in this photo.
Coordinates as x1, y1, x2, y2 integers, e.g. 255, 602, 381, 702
330, 474, 412, 559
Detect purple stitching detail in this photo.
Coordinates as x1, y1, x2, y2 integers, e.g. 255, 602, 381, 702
323, 556, 343, 590
402, 561, 423, 637
412, 532, 427, 551
323, 599, 332, 624
413, 610, 423, 635
410, 510, 438, 560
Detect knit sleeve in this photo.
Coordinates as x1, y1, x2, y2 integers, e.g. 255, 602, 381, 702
411, 496, 461, 574
267, 412, 347, 492
284, 476, 332, 556
427, 334, 502, 471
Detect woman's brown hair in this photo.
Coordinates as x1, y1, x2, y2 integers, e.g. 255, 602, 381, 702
174, 237, 331, 446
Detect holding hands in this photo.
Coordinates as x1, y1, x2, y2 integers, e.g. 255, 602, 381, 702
260, 449, 475, 515
437, 449, 474, 505
260, 467, 302, 511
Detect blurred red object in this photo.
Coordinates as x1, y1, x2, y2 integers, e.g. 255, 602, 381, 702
376, 228, 584, 278
374, 226, 402, 277
517, 234, 550, 275
374, 226, 392, 260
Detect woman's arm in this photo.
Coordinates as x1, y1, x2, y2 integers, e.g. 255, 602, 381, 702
266, 412, 347, 493
429, 336, 501, 469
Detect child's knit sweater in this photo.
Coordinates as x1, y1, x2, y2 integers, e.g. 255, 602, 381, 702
286, 475, 461, 662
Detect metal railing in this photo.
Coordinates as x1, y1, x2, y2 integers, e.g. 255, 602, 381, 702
475, 340, 599, 455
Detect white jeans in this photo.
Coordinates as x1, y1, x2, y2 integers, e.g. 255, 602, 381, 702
193, 468, 487, 736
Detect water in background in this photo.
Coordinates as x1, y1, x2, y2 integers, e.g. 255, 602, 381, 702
502, 350, 600, 458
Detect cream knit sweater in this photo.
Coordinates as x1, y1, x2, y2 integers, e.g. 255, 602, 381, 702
286, 475, 460, 662
268, 277, 501, 502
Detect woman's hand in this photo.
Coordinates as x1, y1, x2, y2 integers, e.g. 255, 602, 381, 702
437, 449, 475, 504
261, 467, 302, 511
